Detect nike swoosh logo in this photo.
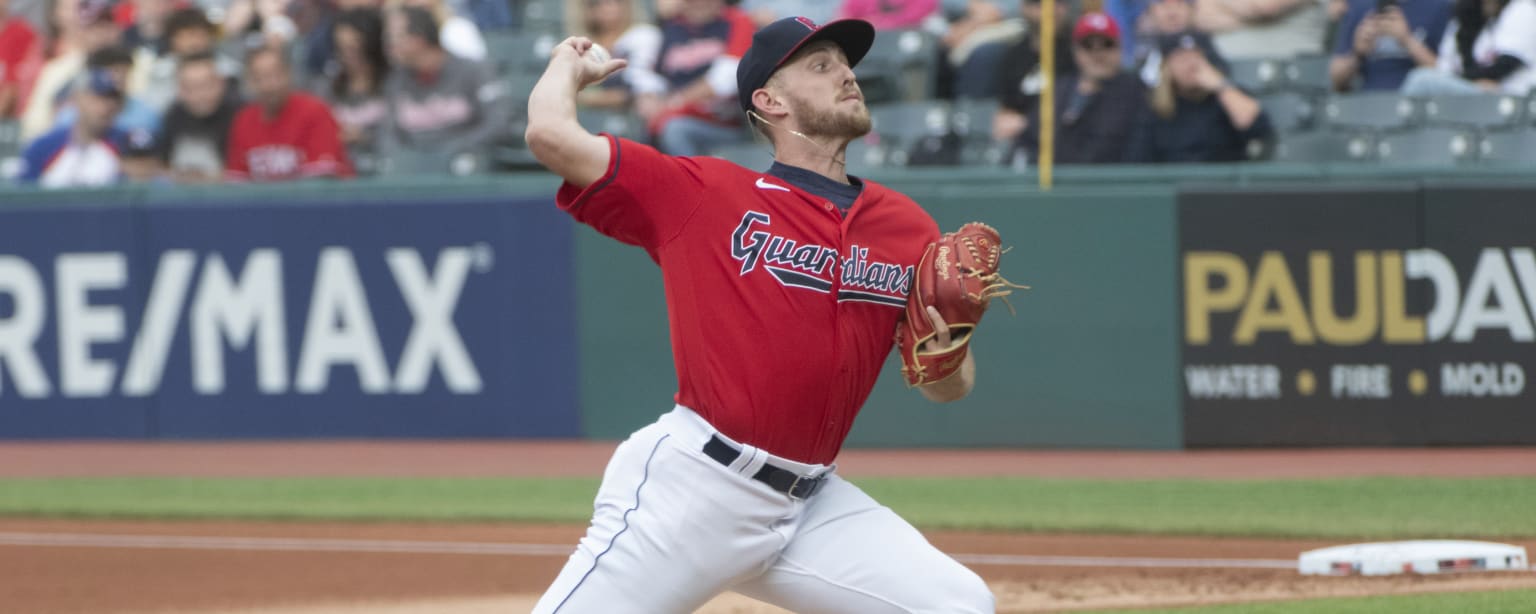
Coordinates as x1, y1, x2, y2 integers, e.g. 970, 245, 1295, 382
755, 177, 790, 192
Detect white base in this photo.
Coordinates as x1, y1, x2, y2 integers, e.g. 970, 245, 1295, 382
1299, 540, 1530, 576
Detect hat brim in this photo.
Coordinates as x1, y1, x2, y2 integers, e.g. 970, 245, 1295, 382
769, 19, 876, 77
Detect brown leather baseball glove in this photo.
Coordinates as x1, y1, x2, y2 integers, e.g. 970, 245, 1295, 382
897, 222, 1026, 387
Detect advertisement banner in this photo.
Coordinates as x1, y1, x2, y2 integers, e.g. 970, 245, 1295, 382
0, 197, 580, 438
1180, 186, 1536, 446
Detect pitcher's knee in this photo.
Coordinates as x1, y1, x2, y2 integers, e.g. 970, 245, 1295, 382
917, 565, 993, 613
951, 567, 995, 613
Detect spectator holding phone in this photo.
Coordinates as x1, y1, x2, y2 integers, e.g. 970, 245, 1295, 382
1401, 0, 1536, 95
1330, 0, 1451, 90
1126, 33, 1273, 162
1135, 0, 1228, 87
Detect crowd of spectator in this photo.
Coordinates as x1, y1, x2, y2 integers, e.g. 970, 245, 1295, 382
0, 0, 1530, 188
3, 0, 506, 187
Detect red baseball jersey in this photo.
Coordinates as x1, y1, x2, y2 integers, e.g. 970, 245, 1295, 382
0, 16, 39, 117
558, 136, 939, 464
225, 92, 354, 181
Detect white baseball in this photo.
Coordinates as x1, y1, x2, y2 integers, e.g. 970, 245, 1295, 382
586, 43, 611, 66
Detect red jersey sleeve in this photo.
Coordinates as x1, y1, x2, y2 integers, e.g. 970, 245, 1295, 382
555, 135, 707, 250
301, 102, 354, 178
0, 21, 38, 86
224, 108, 252, 181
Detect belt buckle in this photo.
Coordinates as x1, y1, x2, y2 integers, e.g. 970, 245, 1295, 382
787, 473, 822, 500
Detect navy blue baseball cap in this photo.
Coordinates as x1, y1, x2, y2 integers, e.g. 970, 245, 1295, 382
79, 69, 124, 99
737, 17, 876, 113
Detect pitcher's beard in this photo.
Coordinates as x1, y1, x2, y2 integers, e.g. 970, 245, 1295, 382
788, 96, 872, 140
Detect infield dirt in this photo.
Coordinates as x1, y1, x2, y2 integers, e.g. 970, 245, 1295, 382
2, 444, 1533, 613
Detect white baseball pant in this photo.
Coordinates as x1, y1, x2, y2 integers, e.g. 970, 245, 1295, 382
532, 405, 994, 613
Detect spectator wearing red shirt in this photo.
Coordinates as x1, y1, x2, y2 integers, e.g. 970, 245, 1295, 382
0, 0, 39, 117
226, 46, 353, 181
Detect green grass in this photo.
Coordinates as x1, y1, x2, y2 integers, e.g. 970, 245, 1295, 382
1085, 588, 1536, 613
1, 476, 1534, 539
0, 477, 602, 523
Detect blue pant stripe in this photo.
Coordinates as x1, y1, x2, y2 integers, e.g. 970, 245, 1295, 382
551, 434, 670, 613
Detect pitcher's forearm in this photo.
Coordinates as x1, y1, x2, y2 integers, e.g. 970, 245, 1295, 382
920, 352, 976, 403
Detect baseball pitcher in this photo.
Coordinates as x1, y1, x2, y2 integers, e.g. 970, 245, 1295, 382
526, 15, 1019, 613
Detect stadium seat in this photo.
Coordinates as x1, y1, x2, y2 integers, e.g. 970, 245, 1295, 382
845, 136, 887, 175
380, 149, 489, 176
485, 30, 559, 76
1283, 55, 1331, 92
1323, 93, 1420, 130
521, 0, 564, 32
577, 108, 645, 140
950, 97, 997, 141
1421, 94, 1526, 130
1226, 58, 1285, 94
1258, 91, 1317, 133
0, 120, 20, 180
950, 98, 1007, 165
1375, 127, 1476, 166
0, 120, 19, 156
707, 141, 775, 170
856, 29, 939, 103
502, 70, 542, 115
868, 101, 951, 149
1270, 131, 1375, 163
1477, 130, 1536, 165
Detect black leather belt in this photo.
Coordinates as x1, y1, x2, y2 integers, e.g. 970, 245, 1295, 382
702, 435, 827, 500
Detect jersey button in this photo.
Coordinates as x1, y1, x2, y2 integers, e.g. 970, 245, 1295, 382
824, 203, 834, 211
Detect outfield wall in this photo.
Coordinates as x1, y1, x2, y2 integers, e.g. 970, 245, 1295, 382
0, 168, 1531, 447
1181, 182, 1536, 446
0, 185, 580, 438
